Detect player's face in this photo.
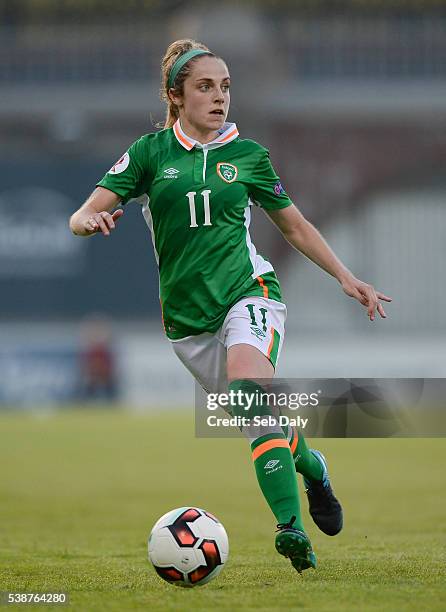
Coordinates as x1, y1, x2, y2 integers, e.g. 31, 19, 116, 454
174, 56, 230, 140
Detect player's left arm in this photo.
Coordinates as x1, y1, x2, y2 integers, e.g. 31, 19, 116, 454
267, 204, 392, 321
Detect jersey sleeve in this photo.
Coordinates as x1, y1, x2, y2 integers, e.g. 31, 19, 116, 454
248, 149, 293, 210
96, 136, 152, 205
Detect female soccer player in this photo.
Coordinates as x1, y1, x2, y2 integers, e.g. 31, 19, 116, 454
70, 39, 391, 573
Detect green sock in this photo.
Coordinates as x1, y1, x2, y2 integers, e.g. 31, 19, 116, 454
229, 379, 304, 529
286, 425, 323, 482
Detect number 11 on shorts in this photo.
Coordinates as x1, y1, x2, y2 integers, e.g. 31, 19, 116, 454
246, 303, 268, 332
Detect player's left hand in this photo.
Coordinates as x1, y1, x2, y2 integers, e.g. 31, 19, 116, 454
340, 275, 392, 321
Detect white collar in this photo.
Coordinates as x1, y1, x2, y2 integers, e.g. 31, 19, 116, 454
173, 119, 239, 151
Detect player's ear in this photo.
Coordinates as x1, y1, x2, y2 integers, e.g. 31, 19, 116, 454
168, 88, 183, 108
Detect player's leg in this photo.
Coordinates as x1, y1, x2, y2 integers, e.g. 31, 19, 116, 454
222, 297, 342, 524
231, 294, 342, 537
227, 345, 315, 573
224, 299, 316, 572
227, 345, 303, 526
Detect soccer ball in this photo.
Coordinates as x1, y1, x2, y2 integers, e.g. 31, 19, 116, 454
148, 507, 229, 587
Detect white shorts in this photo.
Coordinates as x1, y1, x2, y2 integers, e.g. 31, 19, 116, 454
170, 296, 286, 394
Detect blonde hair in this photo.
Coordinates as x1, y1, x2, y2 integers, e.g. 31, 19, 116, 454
160, 39, 214, 129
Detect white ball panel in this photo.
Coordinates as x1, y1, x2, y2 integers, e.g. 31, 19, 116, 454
148, 532, 180, 566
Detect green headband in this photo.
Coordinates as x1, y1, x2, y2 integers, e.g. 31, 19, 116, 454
168, 49, 212, 89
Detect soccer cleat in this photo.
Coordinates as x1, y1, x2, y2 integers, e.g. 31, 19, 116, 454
275, 516, 317, 573
303, 449, 343, 536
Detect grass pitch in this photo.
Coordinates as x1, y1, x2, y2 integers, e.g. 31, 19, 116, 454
0, 409, 445, 611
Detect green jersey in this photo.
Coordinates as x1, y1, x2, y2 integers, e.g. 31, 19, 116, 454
97, 120, 293, 339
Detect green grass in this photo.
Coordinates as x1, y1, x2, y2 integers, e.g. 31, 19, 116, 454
0, 410, 445, 611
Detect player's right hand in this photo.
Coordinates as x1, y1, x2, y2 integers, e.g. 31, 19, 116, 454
84, 209, 124, 236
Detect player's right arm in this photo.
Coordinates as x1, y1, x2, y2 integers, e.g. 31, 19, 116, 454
69, 187, 124, 237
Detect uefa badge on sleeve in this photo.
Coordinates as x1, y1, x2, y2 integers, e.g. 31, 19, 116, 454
108, 152, 130, 174
217, 163, 238, 183
274, 181, 285, 196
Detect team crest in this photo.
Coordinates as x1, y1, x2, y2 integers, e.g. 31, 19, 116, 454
217, 163, 238, 183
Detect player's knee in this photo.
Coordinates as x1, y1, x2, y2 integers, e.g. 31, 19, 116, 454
227, 378, 273, 419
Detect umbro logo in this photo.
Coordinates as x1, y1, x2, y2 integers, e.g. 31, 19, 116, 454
264, 459, 280, 470
163, 167, 179, 179
250, 326, 266, 340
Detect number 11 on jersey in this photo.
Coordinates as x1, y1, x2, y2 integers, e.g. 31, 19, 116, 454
186, 190, 212, 227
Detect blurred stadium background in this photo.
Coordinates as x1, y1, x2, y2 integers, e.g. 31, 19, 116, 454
1, 0, 445, 409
